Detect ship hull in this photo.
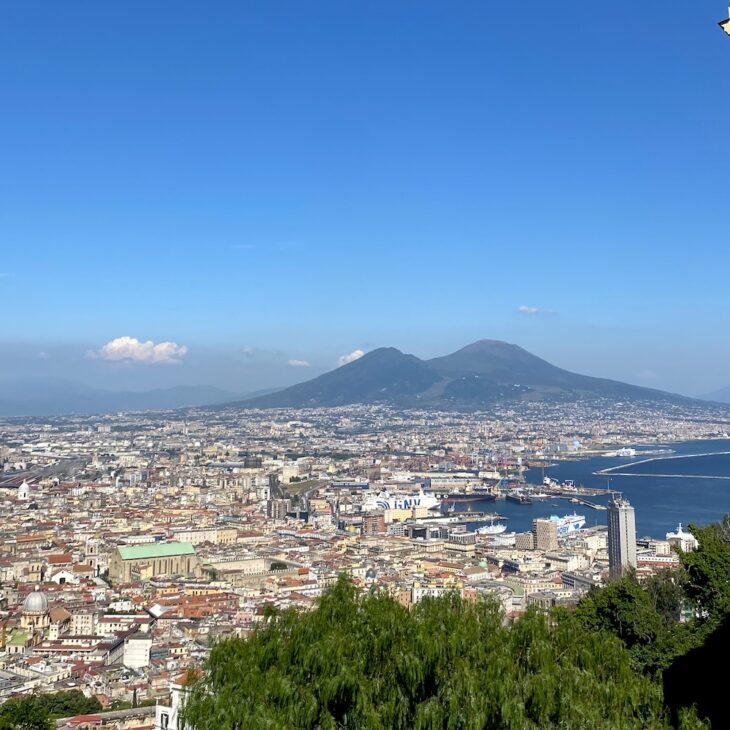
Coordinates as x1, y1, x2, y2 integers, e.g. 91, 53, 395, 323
441, 492, 496, 503
505, 494, 532, 505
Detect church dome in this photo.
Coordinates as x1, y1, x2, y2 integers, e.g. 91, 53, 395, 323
23, 588, 48, 614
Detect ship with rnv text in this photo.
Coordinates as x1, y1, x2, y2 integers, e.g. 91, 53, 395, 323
361, 488, 441, 512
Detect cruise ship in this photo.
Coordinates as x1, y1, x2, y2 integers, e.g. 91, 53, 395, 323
549, 513, 586, 536
362, 488, 441, 512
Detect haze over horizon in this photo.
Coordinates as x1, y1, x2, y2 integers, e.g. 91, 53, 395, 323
2, 2, 729, 398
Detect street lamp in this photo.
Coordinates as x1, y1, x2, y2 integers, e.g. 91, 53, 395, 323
720, 6, 730, 35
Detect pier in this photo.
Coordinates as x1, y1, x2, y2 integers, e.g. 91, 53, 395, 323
566, 496, 606, 510
420, 512, 505, 525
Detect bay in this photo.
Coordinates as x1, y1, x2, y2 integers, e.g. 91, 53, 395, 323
452, 438, 730, 539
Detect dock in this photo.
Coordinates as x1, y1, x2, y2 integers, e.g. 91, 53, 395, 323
419, 512, 505, 525
566, 496, 606, 510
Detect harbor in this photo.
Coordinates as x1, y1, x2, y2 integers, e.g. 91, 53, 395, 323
420, 511, 506, 525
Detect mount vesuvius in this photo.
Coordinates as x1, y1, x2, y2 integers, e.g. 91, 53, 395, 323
234, 340, 692, 409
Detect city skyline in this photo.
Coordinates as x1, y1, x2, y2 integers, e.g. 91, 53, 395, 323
1, 5, 727, 728
2, 2, 730, 396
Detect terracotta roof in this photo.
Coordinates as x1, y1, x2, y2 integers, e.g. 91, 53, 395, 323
50, 606, 72, 623
174, 668, 201, 686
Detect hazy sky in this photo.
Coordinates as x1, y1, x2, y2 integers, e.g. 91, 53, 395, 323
1, 2, 728, 396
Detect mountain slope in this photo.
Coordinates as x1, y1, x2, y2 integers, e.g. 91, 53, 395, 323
243, 348, 440, 408
429, 340, 678, 402
700, 386, 730, 404
241, 340, 692, 409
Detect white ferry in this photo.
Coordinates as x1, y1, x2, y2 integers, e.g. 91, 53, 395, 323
362, 488, 440, 512
549, 513, 586, 536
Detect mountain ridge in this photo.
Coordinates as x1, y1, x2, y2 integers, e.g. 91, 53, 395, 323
700, 385, 730, 404
238, 340, 695, 409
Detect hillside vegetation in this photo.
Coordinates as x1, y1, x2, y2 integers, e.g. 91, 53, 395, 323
182, 518, 730, 729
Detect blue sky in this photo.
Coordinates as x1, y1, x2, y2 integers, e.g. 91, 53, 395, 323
1, 2, 729, 395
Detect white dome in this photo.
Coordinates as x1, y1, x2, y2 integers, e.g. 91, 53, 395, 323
23, 589, 48, 614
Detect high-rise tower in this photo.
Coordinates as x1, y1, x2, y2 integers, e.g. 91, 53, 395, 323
532, 518, 558, 551
607, 494, 637, 579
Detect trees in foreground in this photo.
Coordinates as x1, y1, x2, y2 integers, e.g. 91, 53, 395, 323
182, 577, 705, 729
184, 514, 730, 729
0, 695, 51, 730
0, 690, 102, 730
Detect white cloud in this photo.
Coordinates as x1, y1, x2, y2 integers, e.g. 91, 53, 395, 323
92, 336, 188, 364
638, 369, 658, 380
337, 349, 365, 366
288, 359, 311, 368
517, 305, 555, 316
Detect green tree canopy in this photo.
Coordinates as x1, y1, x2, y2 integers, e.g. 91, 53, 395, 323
0, 695, 52, 730
0, 691, 101, 729
678, 516, 730, 623
182, 576, 690, 730
574, 570, 697, 675
36, 690, 101, 719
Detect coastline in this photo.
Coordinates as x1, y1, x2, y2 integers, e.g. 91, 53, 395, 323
525, 438, 730, 538
595, 450, 730, 478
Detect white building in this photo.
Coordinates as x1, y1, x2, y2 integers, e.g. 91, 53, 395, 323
155, 672, 193, 730
666, 523, 698, 553
17, 480, 31, 501
124, 633, 152, 669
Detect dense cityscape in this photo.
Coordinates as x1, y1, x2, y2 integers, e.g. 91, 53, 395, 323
3, 2, 730, 728
0, 399, 728, 728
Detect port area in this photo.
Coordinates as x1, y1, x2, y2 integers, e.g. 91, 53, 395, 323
564, 496, 607, 510
498, 484, 611, 510
418, 511, 505, 525
537, 485, 609, 498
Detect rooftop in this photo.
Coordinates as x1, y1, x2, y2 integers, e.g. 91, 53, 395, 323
117, 542, 196, 561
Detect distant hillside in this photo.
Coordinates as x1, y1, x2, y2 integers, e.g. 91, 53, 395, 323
700, 386, 730, 404
238, 339, 692, 409
0, 381, 244, 417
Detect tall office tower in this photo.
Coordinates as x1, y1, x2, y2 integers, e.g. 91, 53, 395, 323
532, 518, 558, 551
607, 495, 637, 579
